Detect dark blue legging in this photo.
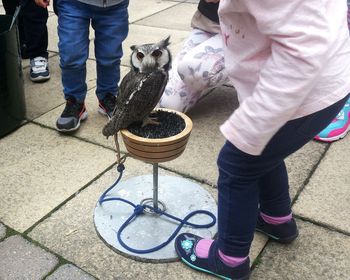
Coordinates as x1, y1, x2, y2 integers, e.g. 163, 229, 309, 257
217, 94, 349, 257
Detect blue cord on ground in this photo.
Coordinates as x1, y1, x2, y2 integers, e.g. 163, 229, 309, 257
98, 163, 217, 254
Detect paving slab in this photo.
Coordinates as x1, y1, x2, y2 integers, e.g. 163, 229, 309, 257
23, 54, 63, 120
128, 0, 180, 23
250, 220, 350, 280
0, 235, 58, 280
286, 140, 327, 200
24, 55, 97, 120
0, 223, 6, 239
28, 157, 267, 280
47, 264, 96, 280
136, 2, 197, 31
0, 123, 115, 232
293, 138, 350, 233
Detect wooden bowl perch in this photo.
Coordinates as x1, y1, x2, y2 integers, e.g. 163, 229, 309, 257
120, 108, 193, 164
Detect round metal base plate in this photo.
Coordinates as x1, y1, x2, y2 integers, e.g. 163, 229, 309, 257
94, 175, 217, 263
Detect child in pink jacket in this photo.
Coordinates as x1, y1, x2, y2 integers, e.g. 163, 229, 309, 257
175, 1, 350, 279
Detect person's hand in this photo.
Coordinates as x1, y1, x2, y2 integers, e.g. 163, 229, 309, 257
205, 0, 220, 3
35, 0, 50, 8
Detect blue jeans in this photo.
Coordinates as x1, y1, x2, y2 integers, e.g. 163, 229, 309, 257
56, 0, 129, 102
217, 94, 349, 257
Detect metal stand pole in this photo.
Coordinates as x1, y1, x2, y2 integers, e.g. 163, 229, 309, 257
153, 163, 159, 210
139, 163, 165, 213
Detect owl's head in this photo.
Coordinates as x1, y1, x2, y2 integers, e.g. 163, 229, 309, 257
130, 36, 171, 74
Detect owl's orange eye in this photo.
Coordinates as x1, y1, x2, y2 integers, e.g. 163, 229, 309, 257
151, 49, 162, 58
136, 52, 144, 60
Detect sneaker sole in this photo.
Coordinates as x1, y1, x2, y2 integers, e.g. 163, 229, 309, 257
314, 124, 350, 143
97, 107, 111, 120
30, 74, 51, 83
255, 227, 299, 244
180, 257, 250, 280
56, 111, 88, 133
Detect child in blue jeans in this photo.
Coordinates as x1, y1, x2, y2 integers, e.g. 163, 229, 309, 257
35, 0, 129, 132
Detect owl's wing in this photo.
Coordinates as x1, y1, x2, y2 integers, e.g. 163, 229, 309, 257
108, 70, 137, 117
124, 70, 168, 121
117, 71, 138, 105
102, 70, 168, 137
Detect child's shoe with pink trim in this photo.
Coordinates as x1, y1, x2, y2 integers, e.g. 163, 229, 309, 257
256, 214, 299, 244
175, 233, 250, 280
314, 98, 350, 142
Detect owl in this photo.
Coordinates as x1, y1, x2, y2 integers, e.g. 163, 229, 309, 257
102, 36, 171, 162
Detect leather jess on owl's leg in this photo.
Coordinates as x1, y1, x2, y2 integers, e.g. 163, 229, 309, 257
114, 134, 121, 163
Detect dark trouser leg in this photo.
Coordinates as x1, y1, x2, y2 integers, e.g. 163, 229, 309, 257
3, 0, 19, 14
258, 161, 291, 217
21, 0, 48, 59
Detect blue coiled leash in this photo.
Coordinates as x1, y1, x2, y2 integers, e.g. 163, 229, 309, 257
98, 163, 217, 254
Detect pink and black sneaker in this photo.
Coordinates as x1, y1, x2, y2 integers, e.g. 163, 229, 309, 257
56, 97, 87, 132
98, 93, 117, 119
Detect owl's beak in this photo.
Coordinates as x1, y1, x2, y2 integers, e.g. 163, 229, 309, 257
140, 56, 155, 73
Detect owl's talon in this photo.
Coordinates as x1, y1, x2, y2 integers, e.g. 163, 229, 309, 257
114, 133, 122, 164
142, 117, 160, 127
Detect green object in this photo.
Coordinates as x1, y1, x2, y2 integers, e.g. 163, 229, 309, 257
0, 8, 25, 138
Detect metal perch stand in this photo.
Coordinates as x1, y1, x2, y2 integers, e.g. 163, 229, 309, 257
94, 109, 217, 262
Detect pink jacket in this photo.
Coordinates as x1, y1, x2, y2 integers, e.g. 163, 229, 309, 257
219, 0, 350, 155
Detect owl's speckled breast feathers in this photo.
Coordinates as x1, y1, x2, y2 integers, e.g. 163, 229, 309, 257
102, 36, 171, 137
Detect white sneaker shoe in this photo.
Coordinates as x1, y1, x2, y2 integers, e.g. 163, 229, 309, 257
30, 56, 50, 82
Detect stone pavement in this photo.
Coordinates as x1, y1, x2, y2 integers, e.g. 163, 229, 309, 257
0, 1, 349, 279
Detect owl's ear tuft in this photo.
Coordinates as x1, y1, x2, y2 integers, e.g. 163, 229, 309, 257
160, 36, 171, 48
